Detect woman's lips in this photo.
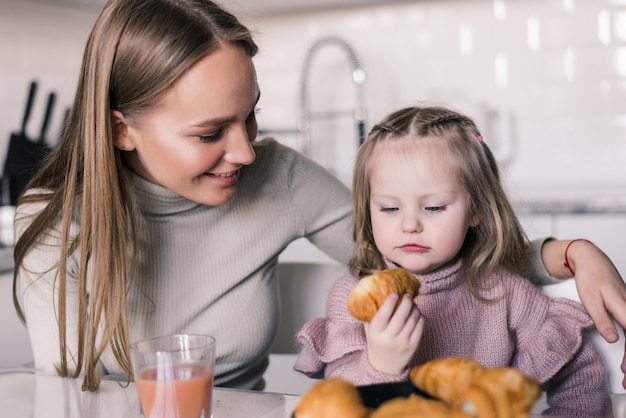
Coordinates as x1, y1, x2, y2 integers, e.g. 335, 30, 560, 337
205, 169, 240, 185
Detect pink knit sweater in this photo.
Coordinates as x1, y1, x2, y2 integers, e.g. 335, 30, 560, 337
295, 260, 612, 417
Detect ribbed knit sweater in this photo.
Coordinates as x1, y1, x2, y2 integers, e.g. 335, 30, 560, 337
15, 137, 560, 391
295, 260, 612, 417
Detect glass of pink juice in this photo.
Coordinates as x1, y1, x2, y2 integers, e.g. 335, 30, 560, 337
130, 334, 216, 418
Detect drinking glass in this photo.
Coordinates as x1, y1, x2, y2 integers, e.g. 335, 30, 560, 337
130, 334, 216, 418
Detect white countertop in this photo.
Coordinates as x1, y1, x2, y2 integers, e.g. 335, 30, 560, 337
1, 369, 624, 417
0, 369, 300, 418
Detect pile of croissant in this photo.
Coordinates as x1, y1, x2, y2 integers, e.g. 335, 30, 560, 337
295, 268, 541, 417
294, 357, 542, 418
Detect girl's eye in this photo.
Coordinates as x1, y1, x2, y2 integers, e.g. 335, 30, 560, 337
380, 207, 399, 213
425, 205, 445, 213
198, 129, 225, 143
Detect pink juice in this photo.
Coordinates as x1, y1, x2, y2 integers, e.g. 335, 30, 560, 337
136, 364, 213, 418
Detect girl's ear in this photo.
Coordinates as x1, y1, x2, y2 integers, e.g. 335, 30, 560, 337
469, 213, 481, 227
111, 110, 135, 151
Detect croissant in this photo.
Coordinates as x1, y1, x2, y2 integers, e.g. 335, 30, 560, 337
409, 358, 541, 418
409, 357, 486, 404
293, 378, 371, 418
457, 368, 541, 418
370, 394, 471, 418
348, 268, 420, 322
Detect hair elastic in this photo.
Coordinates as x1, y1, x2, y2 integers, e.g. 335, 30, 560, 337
477, 135, 483, 142
563, 239, 591, 276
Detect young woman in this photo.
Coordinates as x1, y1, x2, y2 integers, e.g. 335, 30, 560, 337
13, 0, 626, 393
295, 106, 612, 416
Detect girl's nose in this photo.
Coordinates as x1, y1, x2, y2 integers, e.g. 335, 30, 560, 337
402, 217, 422, 233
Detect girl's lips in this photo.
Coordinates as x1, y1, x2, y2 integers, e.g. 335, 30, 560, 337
399, 244, 429, 252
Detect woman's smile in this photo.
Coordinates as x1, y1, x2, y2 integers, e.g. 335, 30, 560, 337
204, 169, 241, 185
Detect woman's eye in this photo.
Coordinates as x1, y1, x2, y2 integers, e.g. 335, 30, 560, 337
246, 107, 261, 121
198, 129, 224, 143
425, 206, 445, 213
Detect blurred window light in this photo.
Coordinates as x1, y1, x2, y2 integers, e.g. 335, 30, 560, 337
615, 11, 626, 42
493, 0, 506, 20
563, 0, 575, 13
615, 47, 626, 77
600, 80, 612, 97
460, 24, 473, 56
564, 48, 576, 82
598, 10, 611, 45
527, 16, 541, 52
495, 53, 509, 87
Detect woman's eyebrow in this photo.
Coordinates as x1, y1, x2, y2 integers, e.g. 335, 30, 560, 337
191, 90, 261, 128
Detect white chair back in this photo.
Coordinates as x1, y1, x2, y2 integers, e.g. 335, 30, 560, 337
264, 262, 347, 395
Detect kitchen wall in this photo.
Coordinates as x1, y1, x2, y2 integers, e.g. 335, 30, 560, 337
1, 0, 625, 200
242, 0, 626, 201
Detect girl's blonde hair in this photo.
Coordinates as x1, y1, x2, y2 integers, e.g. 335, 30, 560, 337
13, 0, 258, 391
350, 106, 530, 297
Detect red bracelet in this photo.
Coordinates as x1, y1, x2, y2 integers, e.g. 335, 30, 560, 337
563, 239, 591, 276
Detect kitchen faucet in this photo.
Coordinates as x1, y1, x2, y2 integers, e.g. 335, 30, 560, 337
298, 36, 366, 155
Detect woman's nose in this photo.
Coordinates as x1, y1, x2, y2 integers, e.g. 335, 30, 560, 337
225, 128, 256, 166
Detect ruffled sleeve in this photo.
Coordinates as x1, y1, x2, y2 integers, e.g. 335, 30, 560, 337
295, 274, 409, 385
513, 294, 594, 382
508, 277, 611, 415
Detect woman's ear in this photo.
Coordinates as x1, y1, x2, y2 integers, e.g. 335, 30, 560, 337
111, 110, 135, 151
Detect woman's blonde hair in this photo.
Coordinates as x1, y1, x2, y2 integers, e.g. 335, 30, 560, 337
350, 106, 530, 297
13, 0, 258, 391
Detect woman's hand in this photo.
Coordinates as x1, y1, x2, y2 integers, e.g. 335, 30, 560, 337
364, 293, 424, 376
542, 239, 626, 388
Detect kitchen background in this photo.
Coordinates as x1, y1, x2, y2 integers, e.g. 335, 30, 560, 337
1, 0, 626, 377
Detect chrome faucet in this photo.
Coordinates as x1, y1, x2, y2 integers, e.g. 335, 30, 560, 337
298, 36, 366, 155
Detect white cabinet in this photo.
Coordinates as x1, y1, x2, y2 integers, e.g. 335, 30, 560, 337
518, 212, 626, 281
517, 213, 553, 242
553, 214, 626, 280
0, 271, 33, 367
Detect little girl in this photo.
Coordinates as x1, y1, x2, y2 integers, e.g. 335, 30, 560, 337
295, 106, 612, 417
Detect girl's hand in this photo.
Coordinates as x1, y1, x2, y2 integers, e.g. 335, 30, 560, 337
364, 293, 424, 375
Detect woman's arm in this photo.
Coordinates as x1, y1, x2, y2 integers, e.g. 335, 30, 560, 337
540, 239, 626, 342
14, 200, 81, 374
540, 238, 626, 389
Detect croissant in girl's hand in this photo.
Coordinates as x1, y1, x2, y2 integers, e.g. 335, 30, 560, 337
348, 268, 420, 322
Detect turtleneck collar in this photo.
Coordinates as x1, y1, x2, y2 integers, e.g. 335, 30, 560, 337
383, 258, 463, 293
126, 168, 202, 215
